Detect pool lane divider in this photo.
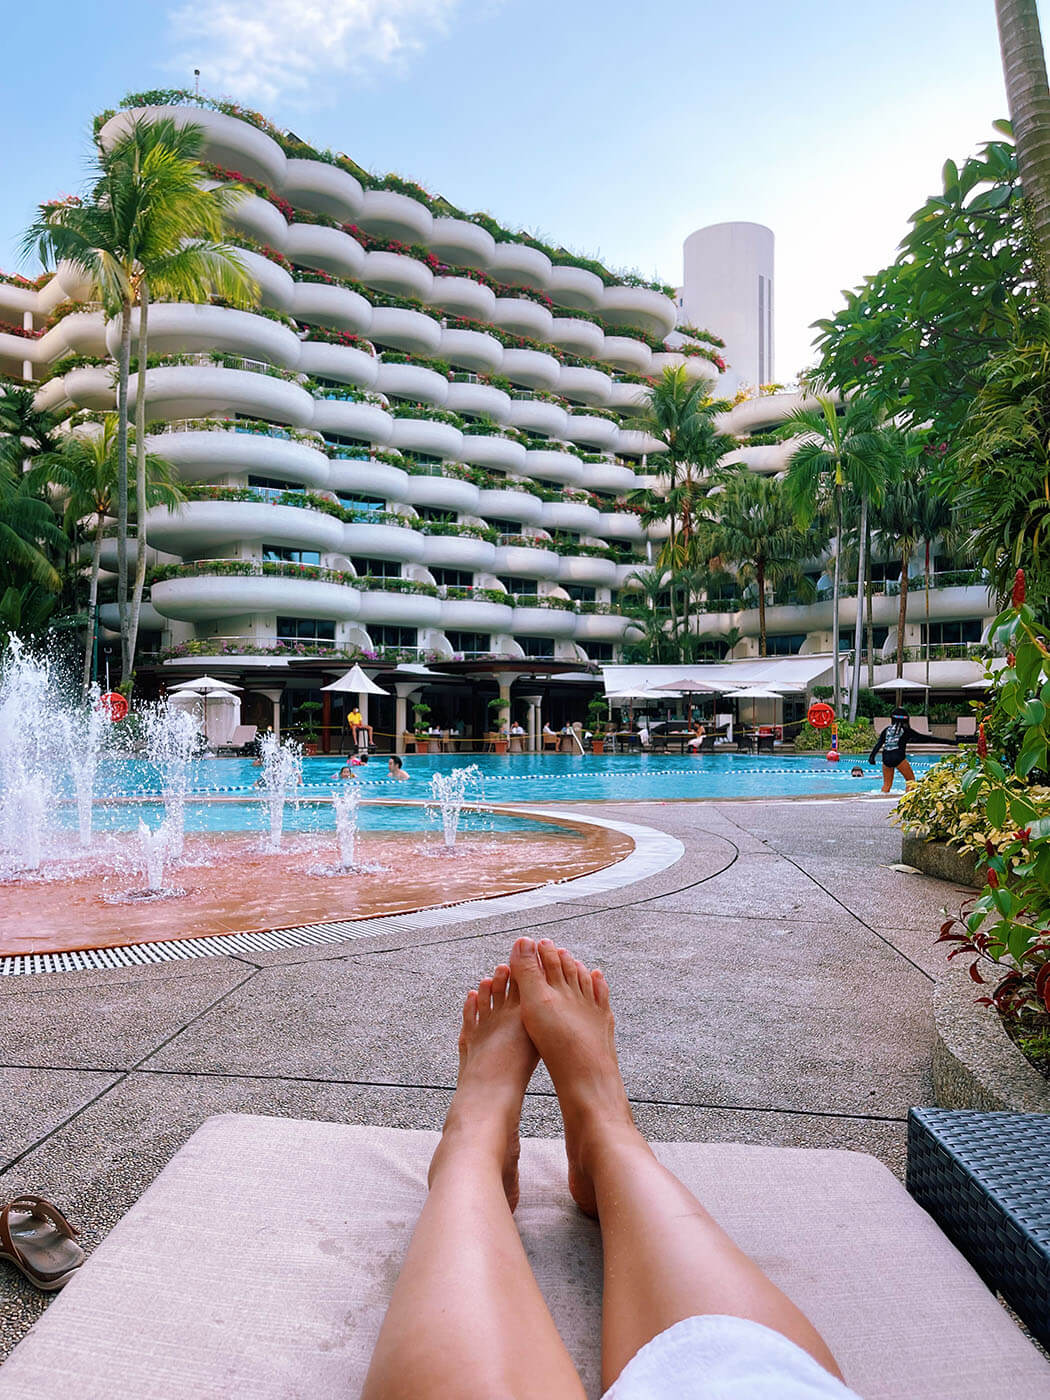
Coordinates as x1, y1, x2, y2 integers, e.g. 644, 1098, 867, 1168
0, 808, 684, 978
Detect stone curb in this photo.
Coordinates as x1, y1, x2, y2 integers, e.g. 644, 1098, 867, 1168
932, 957, 1050, 1112
901, 834, 982, 889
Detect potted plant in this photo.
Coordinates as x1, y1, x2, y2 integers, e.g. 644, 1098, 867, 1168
488, 697, 510, 754
296, 699, 323, 756
587, 696, 610, 755
412, 701, 433, 753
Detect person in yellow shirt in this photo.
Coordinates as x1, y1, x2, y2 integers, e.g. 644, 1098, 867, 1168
347, 706, 373, 749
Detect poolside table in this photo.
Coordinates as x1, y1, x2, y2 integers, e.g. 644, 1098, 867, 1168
906, 1108, 1050, 1348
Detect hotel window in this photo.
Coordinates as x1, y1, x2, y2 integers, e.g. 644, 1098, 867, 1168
445, 631, 490, 654
369, 625, 418, 648
520, 636, 555, 658
431, 568, 474, 589
276, 618, 335, 644
263, 546, 320, 566
350, 557, 401, 578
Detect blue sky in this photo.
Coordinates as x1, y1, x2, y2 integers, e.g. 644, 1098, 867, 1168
2, 0, 1043, 379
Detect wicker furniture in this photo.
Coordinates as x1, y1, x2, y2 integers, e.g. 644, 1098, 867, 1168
907, 1107, 1050, 1348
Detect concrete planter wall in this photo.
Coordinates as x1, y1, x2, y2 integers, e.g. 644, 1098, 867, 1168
932, 959, 1050, 1112
901, 834, 982, 890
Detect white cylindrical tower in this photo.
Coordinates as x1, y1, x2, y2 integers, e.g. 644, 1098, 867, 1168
680, 222, 774, 392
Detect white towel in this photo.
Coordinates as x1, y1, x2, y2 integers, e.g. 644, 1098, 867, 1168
603, 1314, 862, 1399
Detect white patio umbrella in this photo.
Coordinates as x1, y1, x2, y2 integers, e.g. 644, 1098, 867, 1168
167, 675, 242, 743
321, 663, 388, 696
871, 677, 930, 691
659, 677, 724, 724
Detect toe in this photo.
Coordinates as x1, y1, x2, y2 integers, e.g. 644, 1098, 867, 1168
559, 948, 580, 990
576, 959, 593, 998
510, 936, 542, 987
492, 964, 510, 1007
592, 970, 609, 1009
538, 938, 565, 985
477, 977, 494, 1019
462, 988, 479, 1032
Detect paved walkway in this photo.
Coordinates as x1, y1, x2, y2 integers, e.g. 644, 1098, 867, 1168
0, 796, 954, 1357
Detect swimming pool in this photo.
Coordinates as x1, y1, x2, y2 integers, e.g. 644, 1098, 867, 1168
83, 751, 945, 806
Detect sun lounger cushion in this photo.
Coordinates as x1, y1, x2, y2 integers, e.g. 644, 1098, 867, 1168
0, 1114, 1046, 1399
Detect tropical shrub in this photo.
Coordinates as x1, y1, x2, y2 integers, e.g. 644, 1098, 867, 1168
793, 718, 877, 752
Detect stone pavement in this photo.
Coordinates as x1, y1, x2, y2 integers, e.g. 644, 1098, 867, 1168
0, 795, 955, 1357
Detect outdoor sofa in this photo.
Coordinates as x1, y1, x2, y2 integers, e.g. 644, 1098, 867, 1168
0, 1113, 1046, 1398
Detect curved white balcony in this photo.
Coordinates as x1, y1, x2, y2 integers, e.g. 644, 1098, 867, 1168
356, 190, 433, 242
650, 351, 719, 385
539, 501, 601, 534
607, 381, 649, 414
557, 554, 619, 588
510, 603, 576, 638
503, 396, 568, 439
355, 588, 441, 627
361, 250, 434, 301
152, 572, 359, 624
369, 307, 442, 355
444, 379, 511, 421
490, 297, 553, 341
592, 513, 643, 542
429, 217, 497, 269
420, 535, 497, 571
581, 459, 638, 494
387, 415, 463, 460
523, 448, 583, 485
719, 391, 820, 437
487, 242, 552, 291
106, 303, 301, 368
374, 360, 449, 406
0, 282, 38, 318
500, 348, 561, 391
720, 440, 795, 475
493, 542, 559, 577
145, 427, 331, 488
601, 335, 653, 374
311, 396, 393, 443
328, 454, 409, 501
547, 265, 605, 311
131, 364, 313, 425
285, 223, 366, 282
282, 159, 364, 222
476, 487, 543, 526
98, 601, 167, 633
402, 475, 479, 513
342, 520, 424, 561
38, 310, 107, 360
291, 280, 373, 333
565, 414, 619, 450
225, 193, 290, 250
101, 107, 287, 190
574, 612, 638, 641
438, 596, 513, 631
146, 499, 344, 555
646, 518, 671, 542
548, 316, 605, 359
601, 285, 676, 338
616, 426, 664, 456
56, 365, 116, 411
557, 365, 613, 407
297, 340, 379, 389
460, 433, 527, 473
234, 249, 295, 314
439, 327, 503, 372
427, 275, 497, 322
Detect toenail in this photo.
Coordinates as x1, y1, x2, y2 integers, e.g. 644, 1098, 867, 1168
516, 937, 534, 952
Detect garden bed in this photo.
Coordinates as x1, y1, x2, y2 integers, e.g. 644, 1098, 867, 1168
932, 958, 1050, 1111
900, 834, 982, 889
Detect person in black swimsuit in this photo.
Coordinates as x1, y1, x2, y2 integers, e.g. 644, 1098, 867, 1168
868, 707, 927, 792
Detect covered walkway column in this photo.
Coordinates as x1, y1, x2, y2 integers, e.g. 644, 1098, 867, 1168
521, 693, 542, 753
492, 671, 516, 740
255, 687, 283, 742
393, 683, 421, 754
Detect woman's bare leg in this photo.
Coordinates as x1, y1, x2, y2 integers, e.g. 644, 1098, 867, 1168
881, 763, 896, 793
361, 964, 585, 1400
510, 936, 845, 1394
898, 758, 916, 789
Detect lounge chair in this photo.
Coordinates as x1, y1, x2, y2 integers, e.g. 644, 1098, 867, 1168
215, 725, 257, 755
956, 716, 977, 742
1, 1114, 1045, 1399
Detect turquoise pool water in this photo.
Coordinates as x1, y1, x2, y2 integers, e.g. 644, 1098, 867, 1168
75, 801, 561, 836
83, 751, 944, 808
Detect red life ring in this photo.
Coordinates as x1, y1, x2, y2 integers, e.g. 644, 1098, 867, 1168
98, 691, 128, 722
807, 702, 835, 730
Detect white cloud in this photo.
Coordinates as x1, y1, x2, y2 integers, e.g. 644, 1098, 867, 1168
167, 0, 465, 103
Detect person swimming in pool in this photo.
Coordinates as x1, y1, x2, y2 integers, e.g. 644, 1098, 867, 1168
388, 755, 409, 781
868, 708, 928, 792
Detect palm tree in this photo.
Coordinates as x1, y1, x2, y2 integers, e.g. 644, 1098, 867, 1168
695, 470, 824, 657
872, 459, 925, 677
783, 391, 887, 718
0, 383, 60, 474
0, 463, 65, 626
913, 484, 965, 686
634, 367, 733, 638
996, 0, 1050, 300
618, 567, 673, 662
23, 116, 255, 685
29, 416, 183, 694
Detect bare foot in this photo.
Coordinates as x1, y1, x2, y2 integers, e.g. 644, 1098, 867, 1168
510, 936, 637, 1216
428, 964, 539, 1211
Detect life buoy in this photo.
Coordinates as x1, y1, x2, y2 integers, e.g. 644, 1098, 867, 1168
807, 702, 835, 730
98, 691, 128, 722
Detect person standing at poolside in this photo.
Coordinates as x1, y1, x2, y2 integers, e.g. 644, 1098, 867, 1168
868, 708, 927, 792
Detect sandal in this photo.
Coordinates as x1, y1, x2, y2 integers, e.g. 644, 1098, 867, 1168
0, 1195, 85, 1291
